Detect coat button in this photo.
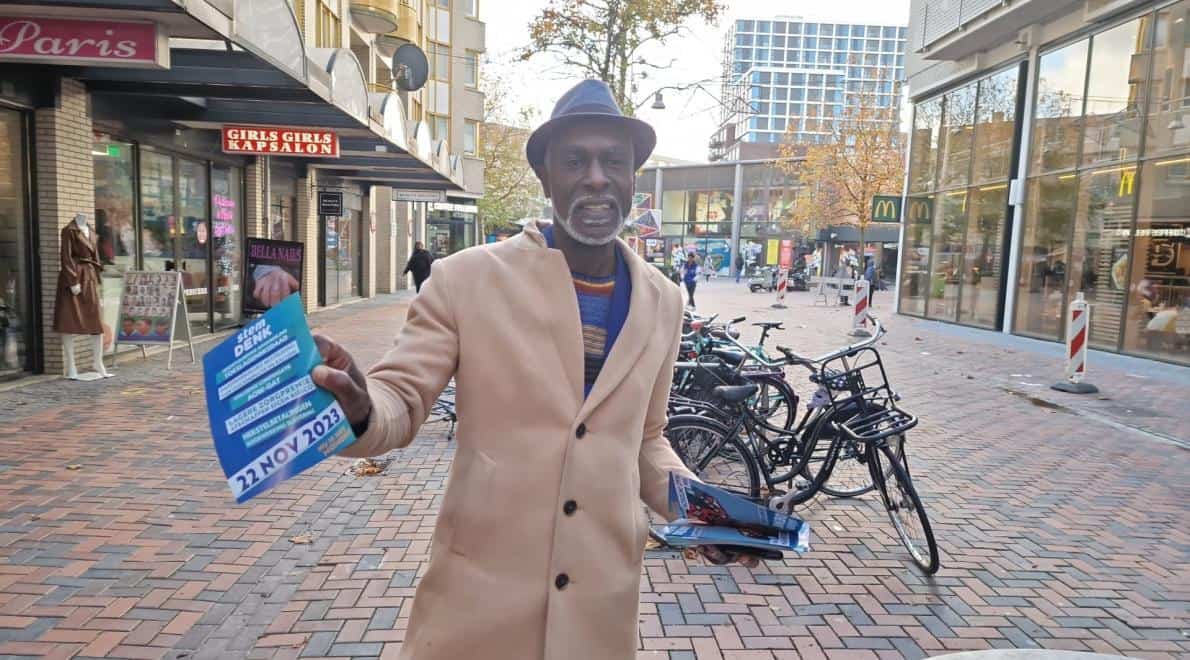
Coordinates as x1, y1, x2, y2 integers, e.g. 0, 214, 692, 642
563, 500, 577, 515
575, 423, 587, 439
555, 573, 569, 590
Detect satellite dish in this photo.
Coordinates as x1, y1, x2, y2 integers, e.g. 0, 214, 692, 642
393, 44, 429, 92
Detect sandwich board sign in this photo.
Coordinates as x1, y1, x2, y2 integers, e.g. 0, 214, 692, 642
114, 270, 195, 369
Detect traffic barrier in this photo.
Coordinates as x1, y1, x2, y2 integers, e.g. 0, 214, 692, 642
849, 278, 872, 337
1052, 292, 1099, 394
772, 267, 789, 309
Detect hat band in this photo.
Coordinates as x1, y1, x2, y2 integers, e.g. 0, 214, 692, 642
558, 102, 620, 116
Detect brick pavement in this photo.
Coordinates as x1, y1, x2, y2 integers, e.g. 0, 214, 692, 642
0, 285, 1186, 660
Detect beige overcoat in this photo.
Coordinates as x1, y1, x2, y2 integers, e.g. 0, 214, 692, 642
341, 220, 696, 659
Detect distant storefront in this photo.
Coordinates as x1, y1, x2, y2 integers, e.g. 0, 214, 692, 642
900, 0, 1189, 365
427, 200, 478, 256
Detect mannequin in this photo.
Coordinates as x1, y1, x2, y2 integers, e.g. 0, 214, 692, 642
53, 213, 112, 380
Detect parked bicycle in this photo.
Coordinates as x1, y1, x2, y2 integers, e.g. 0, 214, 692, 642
665, 318, 939, 574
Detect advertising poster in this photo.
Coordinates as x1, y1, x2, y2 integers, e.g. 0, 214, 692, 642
244, 238, 304, 314
116, 271, 181, 344
203, 294, 356, 503
766, 239, 780, 266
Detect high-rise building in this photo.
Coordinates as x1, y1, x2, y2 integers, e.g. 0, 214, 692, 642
711, 16, 907, 161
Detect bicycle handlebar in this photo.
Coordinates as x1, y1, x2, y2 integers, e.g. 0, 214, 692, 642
775, 317, 886, 368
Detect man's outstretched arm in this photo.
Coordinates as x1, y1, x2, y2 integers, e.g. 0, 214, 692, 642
314, 259, 459, 457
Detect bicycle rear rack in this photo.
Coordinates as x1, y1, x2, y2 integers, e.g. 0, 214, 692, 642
838, 404, 917, 442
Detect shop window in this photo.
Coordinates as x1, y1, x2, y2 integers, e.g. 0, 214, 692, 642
0, 110, 30, 376
177, 158, 210, 335
1031, 40, 1089, 174
662, 191, 687, 222
898, 194, 935, 316
971, 67, 1019, 185
1082, 17, 1151, 166
909, 98, 942, 193
139, 150, 175, 268
926, 190, 967, 322
1014, 173, 1079, 340
958, 184, 1009, 328
1144, 2, 1190, 158
93, 134, 137, 348
212, 166, 243, 329
1121, 157, 1190, 363
1064, 164, 1137, 350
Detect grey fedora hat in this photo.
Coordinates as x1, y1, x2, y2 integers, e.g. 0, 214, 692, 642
525, 79, 657, 170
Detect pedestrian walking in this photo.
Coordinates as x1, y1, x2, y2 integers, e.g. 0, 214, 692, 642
310, 79, 760, 660
680, 252, 700, 307
403, 241, 434, 292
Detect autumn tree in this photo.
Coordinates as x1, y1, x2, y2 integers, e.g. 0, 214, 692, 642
521, 0, 723, 115
775, 84, 905, 265
478, 66, 544, 235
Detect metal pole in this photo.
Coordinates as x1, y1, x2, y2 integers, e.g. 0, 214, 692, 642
1002, 45, 1039, 335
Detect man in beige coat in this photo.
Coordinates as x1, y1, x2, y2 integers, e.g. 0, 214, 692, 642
312, 80, 758, 660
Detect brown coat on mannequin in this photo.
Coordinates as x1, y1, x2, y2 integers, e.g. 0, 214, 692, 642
53, 222, 104, 335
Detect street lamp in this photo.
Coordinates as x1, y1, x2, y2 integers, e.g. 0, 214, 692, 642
651, 92, 666, 110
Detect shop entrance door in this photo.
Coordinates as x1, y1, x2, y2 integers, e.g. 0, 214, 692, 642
0, 107, 33, 377
322, 210, 361, 306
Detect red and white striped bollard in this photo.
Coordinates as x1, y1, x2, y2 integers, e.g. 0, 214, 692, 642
1052, 291, 1099, 394
849, 278, 871, 337
772, 267, 789, 309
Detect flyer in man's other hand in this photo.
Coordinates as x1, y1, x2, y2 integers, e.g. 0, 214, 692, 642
650, 473, 810, 557
202, 294, 355, 503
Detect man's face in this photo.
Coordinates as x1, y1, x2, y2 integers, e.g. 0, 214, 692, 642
537, 118, 634, 246
415, 242, 423, 250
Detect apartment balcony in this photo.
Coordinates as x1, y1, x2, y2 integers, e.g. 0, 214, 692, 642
462, 155, 484, 197
454, 14, 486, 52
351, 0, 400, 34
377, 0, 422, 58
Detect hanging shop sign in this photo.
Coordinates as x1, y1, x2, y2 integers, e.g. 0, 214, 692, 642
222, 125, 340, 158
318, 191, 344, 216
0, 17, 167, 68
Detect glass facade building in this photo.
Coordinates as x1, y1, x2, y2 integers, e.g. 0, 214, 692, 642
900, 0, 1190, 365
713, 17, 906, 160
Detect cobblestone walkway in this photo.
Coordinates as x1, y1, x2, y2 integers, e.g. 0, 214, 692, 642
0, 285, 1186, 659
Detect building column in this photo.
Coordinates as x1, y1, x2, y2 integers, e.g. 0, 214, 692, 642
295, 168, 319, 312
244, 157, 267, 238
36, 78, 96, 376
394, 200, 411, 291
363, 186, 376, 298
729, 163, 743, 276
375, 188, 397, 293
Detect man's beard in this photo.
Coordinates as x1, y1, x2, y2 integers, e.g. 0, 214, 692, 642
554, 196, 626, 246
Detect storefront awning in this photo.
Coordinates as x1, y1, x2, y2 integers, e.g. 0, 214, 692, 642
80, 47, 460, 191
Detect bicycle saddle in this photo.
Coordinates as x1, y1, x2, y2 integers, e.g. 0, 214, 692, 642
711, 348, 746, 365
712, 384, 759, 403
752, 321, 784, 330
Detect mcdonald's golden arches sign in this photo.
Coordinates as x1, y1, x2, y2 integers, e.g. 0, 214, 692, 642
870, 195, 901, 223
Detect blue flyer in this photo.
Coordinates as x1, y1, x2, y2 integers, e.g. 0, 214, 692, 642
202, 294, 356, 503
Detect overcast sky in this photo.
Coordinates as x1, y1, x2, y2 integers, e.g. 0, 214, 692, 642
480, 0, 911, 163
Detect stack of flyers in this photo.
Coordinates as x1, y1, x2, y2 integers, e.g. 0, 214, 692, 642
649, 474, 811, 559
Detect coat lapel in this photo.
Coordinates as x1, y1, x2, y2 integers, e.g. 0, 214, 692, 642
577, 239, 660, 420
516, 225, 586, 412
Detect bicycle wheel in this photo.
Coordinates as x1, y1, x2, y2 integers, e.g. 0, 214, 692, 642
870, 443, 939, 575
666, 415, 761, 499
744, 374, 797, 431
774, 410, 844, 508
820, 433, 903, 498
